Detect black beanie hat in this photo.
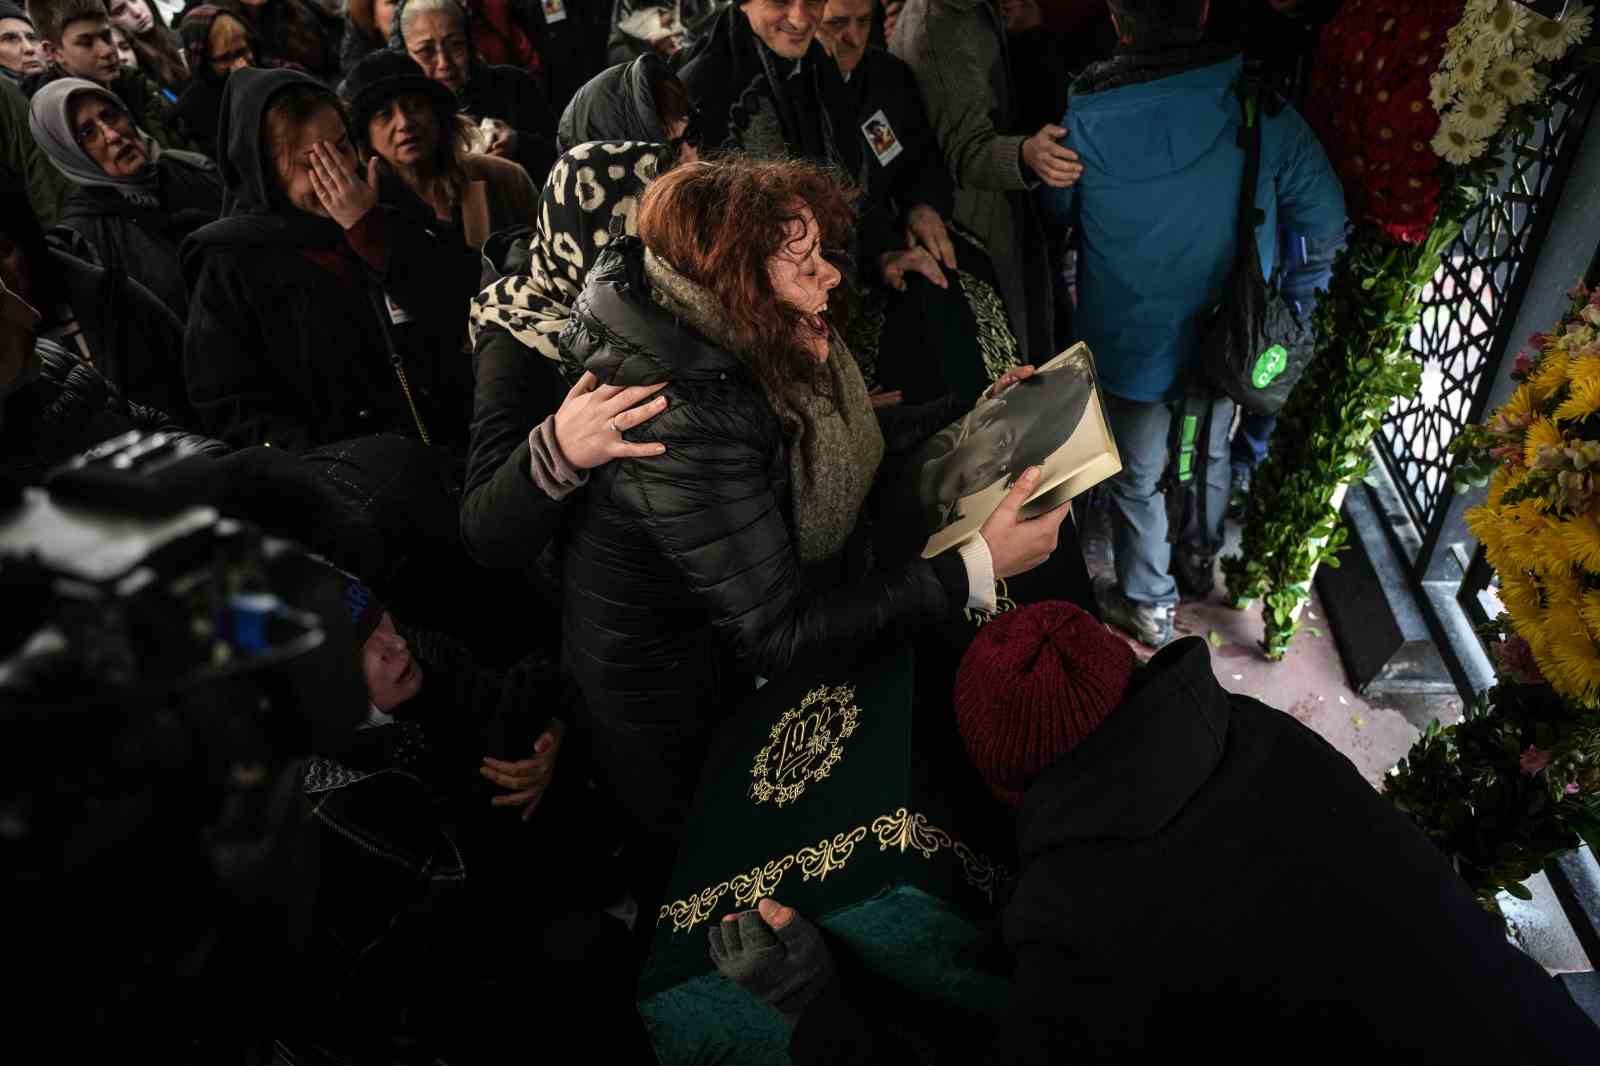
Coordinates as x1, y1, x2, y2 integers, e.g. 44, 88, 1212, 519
0, 2, 33, 26
340, 49, 456, 149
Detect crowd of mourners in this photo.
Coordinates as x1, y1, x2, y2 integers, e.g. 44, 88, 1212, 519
3, 0, 1598, 1059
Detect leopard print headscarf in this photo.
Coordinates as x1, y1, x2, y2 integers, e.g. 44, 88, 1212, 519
468, 141, 665, 381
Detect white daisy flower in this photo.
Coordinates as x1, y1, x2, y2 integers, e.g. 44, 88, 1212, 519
1486, 54, 1543, 105
1482, 0, 1530, 50
1454, 91, 1509, 139
1432, 115, 1489, 165
1559, 2, 1595, 50
1429, 70, 1456, 110
1521, 14, 1569, 60
1445, 44, 1492, 93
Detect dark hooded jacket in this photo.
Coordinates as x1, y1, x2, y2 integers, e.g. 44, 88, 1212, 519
557, 236, 968, 839
0, 336, 223, 483
0, 167, 189, 416
56, 151, 223, 318
791, 637, 1600, 1064
174, 5, 253, 155
388, 0, 558, 183
554, 51, 669, 152
180, 67, 479, 451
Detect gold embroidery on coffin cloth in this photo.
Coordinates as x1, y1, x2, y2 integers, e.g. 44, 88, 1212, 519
656, 809, 1005, 935
748, 683, 862, 807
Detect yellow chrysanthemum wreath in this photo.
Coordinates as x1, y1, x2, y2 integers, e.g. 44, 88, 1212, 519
1458, 282, 1600, 705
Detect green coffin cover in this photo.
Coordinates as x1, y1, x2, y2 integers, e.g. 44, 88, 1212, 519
639, 640, 1014, 1063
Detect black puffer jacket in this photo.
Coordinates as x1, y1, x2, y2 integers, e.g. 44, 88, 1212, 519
0, 337, 225, 482
56, 152, 223, 319
554, 51, 670, 152
559, 238, 968, 838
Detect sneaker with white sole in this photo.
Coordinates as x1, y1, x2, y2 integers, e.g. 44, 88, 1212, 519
1097, 581, 1175, 648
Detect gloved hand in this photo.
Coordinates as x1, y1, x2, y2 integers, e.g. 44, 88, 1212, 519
707, 898, 835, 1027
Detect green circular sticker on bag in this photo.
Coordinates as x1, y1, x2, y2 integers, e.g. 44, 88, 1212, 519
1252, 344, 1288, 388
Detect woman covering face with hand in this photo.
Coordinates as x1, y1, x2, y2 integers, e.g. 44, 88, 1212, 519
182, 67, 480, 453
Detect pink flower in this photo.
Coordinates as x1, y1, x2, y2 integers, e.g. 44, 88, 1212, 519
1531, 332, 1551, 350
1520, 745, 1552, 776
1513, 351, 1536, 376
1494, 636, 1545, 685
1567, 782, 1582, 796
1568, 280, 1589, 301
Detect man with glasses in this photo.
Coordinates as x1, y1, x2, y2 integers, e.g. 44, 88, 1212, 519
22, 0, 195, 150
393, 0, 558, 184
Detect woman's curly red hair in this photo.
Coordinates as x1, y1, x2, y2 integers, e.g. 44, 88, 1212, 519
637, 155, 857, 400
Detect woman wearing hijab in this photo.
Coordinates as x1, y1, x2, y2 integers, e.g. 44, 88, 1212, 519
106, 0, 188, 94
181, 66, 479, 452
460, 57, 701, 574
30, 76, 220, 318
341, 49, 534, 253
173, 5, 257, 155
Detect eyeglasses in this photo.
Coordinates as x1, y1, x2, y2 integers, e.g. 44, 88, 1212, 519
408, 35, 468, 67
72, 106, 134, 150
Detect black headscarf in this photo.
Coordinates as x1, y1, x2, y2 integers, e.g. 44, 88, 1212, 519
555, 53, 670, 153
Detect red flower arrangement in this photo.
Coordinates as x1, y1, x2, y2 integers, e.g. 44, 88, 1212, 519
1304, 0, 1465, 243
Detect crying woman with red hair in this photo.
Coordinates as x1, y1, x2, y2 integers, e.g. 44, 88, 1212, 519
553, 154, 1074, 855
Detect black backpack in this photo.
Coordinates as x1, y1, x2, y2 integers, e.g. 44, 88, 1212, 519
1194, 78, 1316, 415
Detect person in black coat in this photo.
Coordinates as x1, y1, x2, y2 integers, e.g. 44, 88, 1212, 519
712, 601, 1600, 1063
556, 158, 1068, 846
0, 299, 220, 482
390, 0, 559, 183
0, 160, 189, 416
29, 75, 221, 318
173, 4, 258, 155
181, 66, 478, 452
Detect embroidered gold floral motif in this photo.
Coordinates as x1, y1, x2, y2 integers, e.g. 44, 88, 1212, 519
730, 856, 796, 908
749, 683, 862, 807
655, 811, 1003, 935
872, 807, 953, 859
659, 881, 731, 934
796, 827, 868, 882
964, 578, 1019, 627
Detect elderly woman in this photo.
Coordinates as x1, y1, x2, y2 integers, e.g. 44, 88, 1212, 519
556, 157, 1069, 845
390, 0, 558, 183
340, 49, 534, 252
29, 76, 220, 318
182, 66, 479, 451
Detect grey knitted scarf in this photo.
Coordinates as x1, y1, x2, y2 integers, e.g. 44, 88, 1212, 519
644, 247, 884, 564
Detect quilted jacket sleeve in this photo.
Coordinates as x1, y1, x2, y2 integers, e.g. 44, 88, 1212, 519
611, 392, 968, 679
459, 325, 574, 570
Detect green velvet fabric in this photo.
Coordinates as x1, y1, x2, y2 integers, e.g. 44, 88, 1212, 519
638, 640, 1014, 1062
641, 885, 1011, 1066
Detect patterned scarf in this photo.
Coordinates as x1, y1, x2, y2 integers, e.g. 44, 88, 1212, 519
643, 247, 884, 565
468, 140, 664, 380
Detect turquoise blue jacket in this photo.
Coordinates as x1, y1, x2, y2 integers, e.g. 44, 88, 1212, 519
1042, 55, 1345, 403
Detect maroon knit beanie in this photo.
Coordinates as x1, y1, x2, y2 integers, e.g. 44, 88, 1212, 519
954, 601, 1138, 809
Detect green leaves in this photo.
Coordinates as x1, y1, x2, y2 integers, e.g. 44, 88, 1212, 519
1223, 213, 1466, 661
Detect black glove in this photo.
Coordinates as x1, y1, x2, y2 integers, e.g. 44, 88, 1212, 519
707, 906, 835, 1027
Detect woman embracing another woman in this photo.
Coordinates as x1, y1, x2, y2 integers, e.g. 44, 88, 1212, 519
559, 157, 1070, 853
